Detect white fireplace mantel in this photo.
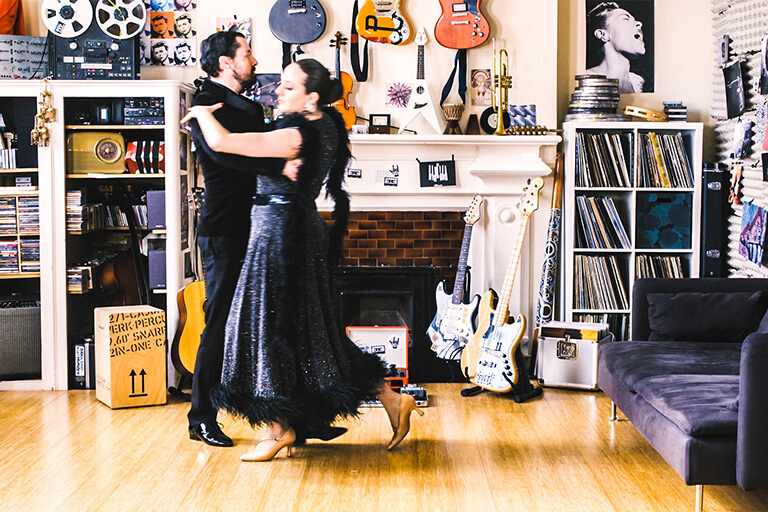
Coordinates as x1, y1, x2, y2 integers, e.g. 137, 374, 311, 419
318, 133, 561, 337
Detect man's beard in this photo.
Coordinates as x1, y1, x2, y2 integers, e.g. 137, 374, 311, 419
235, 68, 258, 90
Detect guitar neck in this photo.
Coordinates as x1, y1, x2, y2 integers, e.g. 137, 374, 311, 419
335, 47, 341, 80
416, 44, 425, 80
451, 224, 474, 305
493, 213, 531, 327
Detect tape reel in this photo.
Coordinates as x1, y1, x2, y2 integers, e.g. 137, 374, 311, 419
42, 0, 146, 40
42, 0, 94, 39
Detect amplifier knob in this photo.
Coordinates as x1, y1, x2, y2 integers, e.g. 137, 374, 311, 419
111, 42, 119, 51
69, 41, 78, 50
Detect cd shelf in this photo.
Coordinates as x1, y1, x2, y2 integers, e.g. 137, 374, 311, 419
562, 121, 702, 341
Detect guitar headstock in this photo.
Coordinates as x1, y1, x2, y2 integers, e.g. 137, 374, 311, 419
464, 194, 484, 225
517, 177, 544, 216
330, 31, 347, 48
415, 27, 428, 46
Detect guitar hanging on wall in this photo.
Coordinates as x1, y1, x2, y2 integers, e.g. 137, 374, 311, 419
268, 0, 327, 44
428, 194, 483, 360
434, 0, 490, 49
399, 27, 446, 134
355, 0, 413, 45
330, 31, 357, 131
461, 178, 544, 394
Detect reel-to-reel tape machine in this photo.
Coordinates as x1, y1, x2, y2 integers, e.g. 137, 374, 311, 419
42, 0, 146, 80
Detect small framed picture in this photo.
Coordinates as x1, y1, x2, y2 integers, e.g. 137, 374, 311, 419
369, 114, 391, 134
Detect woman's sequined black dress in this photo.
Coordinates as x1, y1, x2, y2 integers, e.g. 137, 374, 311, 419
211, 110, 385, 431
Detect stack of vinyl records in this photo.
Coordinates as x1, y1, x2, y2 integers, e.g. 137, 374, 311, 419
663, 101, 688, 121
565, 75, 627, 121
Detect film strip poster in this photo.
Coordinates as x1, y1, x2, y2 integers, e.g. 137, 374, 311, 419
141, 0, 197, 66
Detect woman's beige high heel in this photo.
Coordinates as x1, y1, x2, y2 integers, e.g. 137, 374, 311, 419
240, 427, 296, 462
387, 394, 424, 450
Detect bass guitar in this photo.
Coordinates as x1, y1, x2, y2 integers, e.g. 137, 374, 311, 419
268, 0, 327, 44
427, 194, 483, 360
461, 178, 544, 393
434, 0, 490, 49
399, 27, 445, 134
355, 0, 412, 45
330, 31, 357, 131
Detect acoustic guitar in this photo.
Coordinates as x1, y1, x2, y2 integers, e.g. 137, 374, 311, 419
268, 0, 327, 44
355, 0, 412, 45
434, 0, 490, 49
461, 178, 543, 393
171, 278, 206, 376
329, 31, 357, 131
427, 194, 483, 360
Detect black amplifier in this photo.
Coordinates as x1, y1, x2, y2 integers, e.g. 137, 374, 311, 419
42, 0, 145, 80
124, 97, 164, 125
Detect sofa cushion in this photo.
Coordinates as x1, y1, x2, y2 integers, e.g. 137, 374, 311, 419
647, 291, 767, 343
634, 374, 739, 436
599, 341, 741, 393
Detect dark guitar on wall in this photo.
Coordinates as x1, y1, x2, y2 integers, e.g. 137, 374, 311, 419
434, 0, 490, 49
268, 0, 327, 44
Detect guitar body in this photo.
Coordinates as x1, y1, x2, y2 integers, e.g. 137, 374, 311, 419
461, 289, 526, 393
332, 71, 356, 130
356, 0, 412, 45
434, 0, 490, 49
427, 280, 480, 360
171, 280, 206, 376
268, 0, 327, 44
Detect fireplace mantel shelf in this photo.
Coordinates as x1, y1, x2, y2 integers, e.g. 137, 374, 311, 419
349, 134, 561, 146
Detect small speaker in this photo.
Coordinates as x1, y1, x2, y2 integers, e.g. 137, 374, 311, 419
146, 190, 166, 230
148, 249, 166, 290
701, 163, 728, 277
0, 299, 41, 380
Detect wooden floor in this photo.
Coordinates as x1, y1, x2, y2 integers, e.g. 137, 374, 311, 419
1, 384, 767, 512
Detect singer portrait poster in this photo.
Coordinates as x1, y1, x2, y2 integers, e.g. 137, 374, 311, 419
585, 0, 655, 93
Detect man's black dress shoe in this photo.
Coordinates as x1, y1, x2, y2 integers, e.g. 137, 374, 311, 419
189, 422, 234, 447
294, 426, 348, 445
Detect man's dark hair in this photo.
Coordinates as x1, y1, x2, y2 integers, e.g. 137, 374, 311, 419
200, 31, 244, 77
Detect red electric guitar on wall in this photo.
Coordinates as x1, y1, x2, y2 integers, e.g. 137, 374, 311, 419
434, 0, 490, 49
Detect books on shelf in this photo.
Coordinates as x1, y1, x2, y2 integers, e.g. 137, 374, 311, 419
574, 254, 628, 311
573, 313, 629, 342
575, 195, 630, 249
636, 254, 684, 279
637, 132, 693, 188
575, 131, 632, 187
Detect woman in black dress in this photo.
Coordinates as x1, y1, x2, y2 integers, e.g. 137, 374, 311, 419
182, 59, 423, 461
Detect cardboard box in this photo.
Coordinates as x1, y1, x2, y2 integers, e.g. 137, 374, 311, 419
94, 305, 167, 408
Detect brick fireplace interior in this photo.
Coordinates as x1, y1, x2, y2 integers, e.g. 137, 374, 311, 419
323, 211, 468, 383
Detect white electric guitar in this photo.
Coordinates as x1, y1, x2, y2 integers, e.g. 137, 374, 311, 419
428, 195, 483, 360
461, 178, 543, 393
399, 27, 446, 134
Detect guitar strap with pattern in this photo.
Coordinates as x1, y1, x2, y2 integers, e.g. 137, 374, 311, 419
350, 0, 369, 82
440, 49, 467, 106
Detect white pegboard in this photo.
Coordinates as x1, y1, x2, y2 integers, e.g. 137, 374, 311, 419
712, 0, 768, 277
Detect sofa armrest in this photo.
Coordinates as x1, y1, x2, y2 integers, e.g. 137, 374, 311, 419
737, 331, 768, 490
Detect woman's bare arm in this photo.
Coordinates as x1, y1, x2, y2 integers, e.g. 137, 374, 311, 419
182, 103, 302, 160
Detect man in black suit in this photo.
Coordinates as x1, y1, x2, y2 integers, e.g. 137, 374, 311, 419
187, 31, 345, 447
186, 31, 278, 447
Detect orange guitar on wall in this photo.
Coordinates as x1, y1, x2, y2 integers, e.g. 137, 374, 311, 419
355, 0, 413, 45
434, 0, 490, 49
330, 31, 356, 131
171, 278, 206, 376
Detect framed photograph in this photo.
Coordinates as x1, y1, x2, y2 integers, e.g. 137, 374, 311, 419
723, 61, 746, 119
369, 114, 391, 134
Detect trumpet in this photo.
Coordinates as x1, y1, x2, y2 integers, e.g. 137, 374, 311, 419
492, 40, 511, 136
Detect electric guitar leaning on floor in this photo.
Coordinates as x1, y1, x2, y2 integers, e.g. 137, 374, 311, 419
427, 194, 483, 360
461, 178, 543, 393
171, 278, 206, 376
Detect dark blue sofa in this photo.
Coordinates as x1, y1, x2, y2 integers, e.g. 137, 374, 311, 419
598, 278, 768, 511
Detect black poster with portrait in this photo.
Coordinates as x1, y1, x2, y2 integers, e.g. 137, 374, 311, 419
585, 0, 655, 93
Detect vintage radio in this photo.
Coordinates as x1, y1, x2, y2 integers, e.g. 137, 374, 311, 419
66, 131, 126, 173
346, 326, 409, 388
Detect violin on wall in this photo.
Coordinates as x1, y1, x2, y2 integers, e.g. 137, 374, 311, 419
329, 31, 356, 131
